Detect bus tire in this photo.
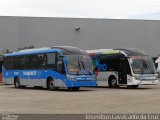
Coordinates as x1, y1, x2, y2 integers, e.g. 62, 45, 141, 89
108, 76, 118, 88
14, 77, 21, 88
47, 78, 58, 90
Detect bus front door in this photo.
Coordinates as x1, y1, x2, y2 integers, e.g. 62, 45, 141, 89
118, 58, 129, 85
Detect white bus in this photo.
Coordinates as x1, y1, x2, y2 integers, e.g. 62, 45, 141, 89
86, 48, 159, 88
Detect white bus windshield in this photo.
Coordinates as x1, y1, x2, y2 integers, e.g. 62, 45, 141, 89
66, 55, 94, 75
131, 56, 157, 74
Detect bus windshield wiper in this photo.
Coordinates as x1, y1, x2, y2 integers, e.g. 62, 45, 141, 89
81, 60, 85, 70
141, 60, 148, 74
77, 60, 81, 75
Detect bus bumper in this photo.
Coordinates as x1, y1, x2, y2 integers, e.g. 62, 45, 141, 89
65, 80, 97, 87
130, 77, 159, 85
139, 79, 159, 85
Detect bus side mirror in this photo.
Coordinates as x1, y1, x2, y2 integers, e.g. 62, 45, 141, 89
58, 55, 64, 59
125, 56, 132, 64
57, 55, 64, 62
129, 58, 133, 64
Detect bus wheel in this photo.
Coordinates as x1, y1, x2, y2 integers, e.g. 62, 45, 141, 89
47, 78, 58, 90
108, 77, 118, 88
14, 77, 21, 88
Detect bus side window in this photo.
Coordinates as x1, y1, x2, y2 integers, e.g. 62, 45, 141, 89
3, 57, 9, 69
14, 56, 21, 69
57, 54, 65, 74
37, 54, 46, 69
46, 52, 56, 70
22, 55, 38, 69
107, 58, 116, 71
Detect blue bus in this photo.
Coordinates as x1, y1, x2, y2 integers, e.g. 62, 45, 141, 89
2, 46, 96, 90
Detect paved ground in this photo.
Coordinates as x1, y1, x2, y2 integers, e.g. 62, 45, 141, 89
0, 84, 160, 114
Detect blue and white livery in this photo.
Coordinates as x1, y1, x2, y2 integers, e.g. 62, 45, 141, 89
2, 46, 96, 90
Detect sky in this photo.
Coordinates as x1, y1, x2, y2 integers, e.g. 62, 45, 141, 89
0, 0, 160, 20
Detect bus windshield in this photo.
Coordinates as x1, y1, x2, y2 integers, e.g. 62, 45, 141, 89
66, 55, 94, 75
131, 56, 157, 74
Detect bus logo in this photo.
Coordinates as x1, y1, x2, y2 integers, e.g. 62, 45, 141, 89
23, 71, 37, 76
95, 58, 107, 71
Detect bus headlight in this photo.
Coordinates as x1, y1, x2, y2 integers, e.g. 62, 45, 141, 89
70, 77, 75, 80
67, 75, 76, 81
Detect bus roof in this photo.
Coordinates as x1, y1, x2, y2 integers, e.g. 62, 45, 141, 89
86, 48, 147, 56
51, 46, 87, 55
4, 46, 87, 57
114, 48, 147, 56
86, 49, 120, 55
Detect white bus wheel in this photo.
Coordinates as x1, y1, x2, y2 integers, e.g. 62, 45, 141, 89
109, 77, 118, 88
47, 78, 58, 90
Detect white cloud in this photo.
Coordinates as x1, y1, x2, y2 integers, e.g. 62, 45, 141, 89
0, 0, 160, 19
